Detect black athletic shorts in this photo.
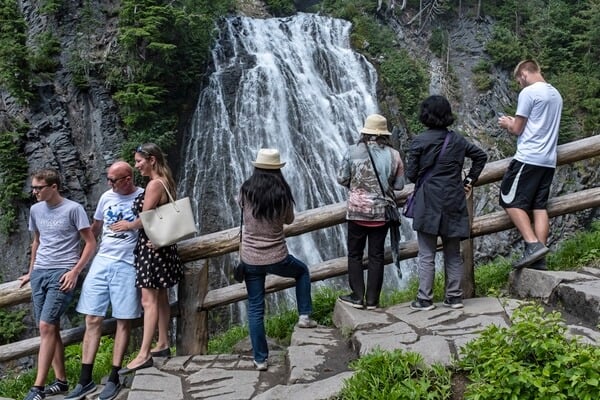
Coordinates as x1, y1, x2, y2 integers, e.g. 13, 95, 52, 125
499, 159, 555, 210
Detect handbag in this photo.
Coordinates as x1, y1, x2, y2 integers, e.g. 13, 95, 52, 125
139, 180, 197, 248
403, 131, 452, 218
366, 145, 401, 227
232, 199, 245, 283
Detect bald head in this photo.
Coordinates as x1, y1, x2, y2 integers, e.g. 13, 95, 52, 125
107, 161, 136, 194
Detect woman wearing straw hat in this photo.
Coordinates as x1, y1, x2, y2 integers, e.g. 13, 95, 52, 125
337, 114, 405, 310
238, 148, 317, 372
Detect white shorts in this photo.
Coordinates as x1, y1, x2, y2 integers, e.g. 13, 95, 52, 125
77, 255, 141, 319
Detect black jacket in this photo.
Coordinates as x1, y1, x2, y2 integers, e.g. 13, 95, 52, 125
406, 129, 487, 239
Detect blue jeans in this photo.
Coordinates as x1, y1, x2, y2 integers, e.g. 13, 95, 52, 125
243, 254, 313, 363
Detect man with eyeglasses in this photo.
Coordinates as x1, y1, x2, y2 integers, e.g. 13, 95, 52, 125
64, 161, 143, 400
19, 169, 96, 400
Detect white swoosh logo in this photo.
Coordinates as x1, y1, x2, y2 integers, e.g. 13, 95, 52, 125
501, 163, 525, 204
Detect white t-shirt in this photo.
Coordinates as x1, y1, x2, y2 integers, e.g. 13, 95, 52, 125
29, 198, 91, 270
93, 187, 144, 264
514, 81, 563, 168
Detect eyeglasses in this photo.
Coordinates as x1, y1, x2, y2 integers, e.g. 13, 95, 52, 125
31, 185, 50, 192
107, 176, 128, 184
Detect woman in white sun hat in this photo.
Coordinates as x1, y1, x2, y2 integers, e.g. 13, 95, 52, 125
337, 114, 405, 310
238, 148, 317, 372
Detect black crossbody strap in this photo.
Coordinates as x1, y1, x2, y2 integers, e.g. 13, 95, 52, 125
366, 144, 390, 201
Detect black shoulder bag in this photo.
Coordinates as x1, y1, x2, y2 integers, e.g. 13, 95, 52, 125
233, 199, 245, 283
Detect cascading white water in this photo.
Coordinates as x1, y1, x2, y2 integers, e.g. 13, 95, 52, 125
179, 13, 410, 322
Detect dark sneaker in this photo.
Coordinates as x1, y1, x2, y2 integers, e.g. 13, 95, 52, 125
528, 258, 548, 271
64, 382, 96, 400
513, 241, 550, 269
443, 297, 464, 309
366, 304, 378, 311
98, 381, 121, 400
410, 299, 435, 311
24, 388, 45, 400
43, 380, 68, 396
338, 294, 364, 309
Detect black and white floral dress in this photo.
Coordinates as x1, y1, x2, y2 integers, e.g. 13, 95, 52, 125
133, 191, 183, 289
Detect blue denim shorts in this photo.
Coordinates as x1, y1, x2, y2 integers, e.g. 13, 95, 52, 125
77, 255, 141, 319
30, 268, 75, 325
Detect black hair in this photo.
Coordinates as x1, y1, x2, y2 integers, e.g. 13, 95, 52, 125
240, 168, 295, 221
358, 134, 391, 146
418, 95, 455, 129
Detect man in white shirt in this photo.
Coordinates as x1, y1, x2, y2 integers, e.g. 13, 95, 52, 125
498, 59, 563, 270
65, 161, 143, 400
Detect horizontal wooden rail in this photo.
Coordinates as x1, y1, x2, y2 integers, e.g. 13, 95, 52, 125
198, 186, 600, 310
1, 135, 599, 308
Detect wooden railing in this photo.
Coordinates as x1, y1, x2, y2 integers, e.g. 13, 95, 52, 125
1, 135, 599, 362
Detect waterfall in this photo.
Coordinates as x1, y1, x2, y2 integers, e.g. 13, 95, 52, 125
179, 13, 409, 323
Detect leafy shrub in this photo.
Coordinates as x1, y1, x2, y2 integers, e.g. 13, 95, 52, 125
548, 221, 600, 270
0, 309, 27, 344
264, 0, 296, 16
337, 348, 452, 399
474, 257, 511, 297
458, 304, 600, 400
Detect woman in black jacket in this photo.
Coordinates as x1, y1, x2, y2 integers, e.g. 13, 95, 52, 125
406, 95, 487, 310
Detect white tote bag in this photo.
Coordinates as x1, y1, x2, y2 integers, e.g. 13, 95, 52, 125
139, 180, 197, 248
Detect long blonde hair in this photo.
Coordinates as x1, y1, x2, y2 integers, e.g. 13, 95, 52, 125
135, 143, 177, 199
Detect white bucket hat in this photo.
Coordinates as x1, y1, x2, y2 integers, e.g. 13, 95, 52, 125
252, 148, 286, 169
360, 114, 391, 136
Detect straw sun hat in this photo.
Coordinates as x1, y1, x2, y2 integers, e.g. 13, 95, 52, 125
360, 114, 391, 136
252, 148, 286, 169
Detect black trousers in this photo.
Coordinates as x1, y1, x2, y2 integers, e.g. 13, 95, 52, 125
346, 220, 388, 305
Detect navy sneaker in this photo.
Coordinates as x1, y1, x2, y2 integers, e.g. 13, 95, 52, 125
410, 299, 435, 311
528, 258, 548, 271
338, 294, 364, 309
64, 382, 96, 400
98, 381, 121, 400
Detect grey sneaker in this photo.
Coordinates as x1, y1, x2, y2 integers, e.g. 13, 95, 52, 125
43, 379, 68, 395
443, 297, 464, 309
98, 381, 121, 400
410, 299, 435, 311
253, 359, 268, 371
513, 241, 550, 269
64, 382, 96, 400
297, 315, 317, 328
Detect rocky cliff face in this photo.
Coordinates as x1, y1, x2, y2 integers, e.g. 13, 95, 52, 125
0, 1, 598, 281
0, 0, 124, 279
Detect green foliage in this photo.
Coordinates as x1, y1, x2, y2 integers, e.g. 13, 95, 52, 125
0, 338, 116, 399
0, 125, 30, 235
40, 0, 63, 14
486, 0, 600, 137
265, 308, 298, 344
310, 286, 345, 326
0, 0, 34, 104
458, 304, 600, 400
109, 0, 234, 155
0, 308, 26, 344
29, 31, 61, 73
208, 324, 249, 354
264, 0, 296, 16
474, 257, 512, 297
547, 221, 600, 270
429, 28, 447, 58
337, 348, 452, 399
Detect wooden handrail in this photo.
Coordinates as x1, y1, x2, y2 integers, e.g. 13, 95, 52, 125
1, 135, 599, 360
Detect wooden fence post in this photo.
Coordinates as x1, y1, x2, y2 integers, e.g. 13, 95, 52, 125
461, 191, 475, 298
176, 259, 209, 355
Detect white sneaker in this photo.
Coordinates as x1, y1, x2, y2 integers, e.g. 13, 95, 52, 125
297, 315, 317, 328
253, 360, 268, 371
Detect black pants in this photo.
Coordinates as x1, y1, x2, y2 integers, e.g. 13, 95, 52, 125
346, 220, 388, 306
